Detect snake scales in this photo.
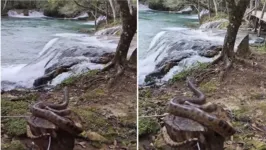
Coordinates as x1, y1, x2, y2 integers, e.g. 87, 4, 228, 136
28, 87, 83, 136
164, 77, 236, 146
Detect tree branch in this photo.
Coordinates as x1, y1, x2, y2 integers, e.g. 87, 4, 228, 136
74, 0, 113, 19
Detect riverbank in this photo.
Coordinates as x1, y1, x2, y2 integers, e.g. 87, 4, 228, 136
139, 46, 266, 149
2, 66, 137, 149
138, 4, 266, 149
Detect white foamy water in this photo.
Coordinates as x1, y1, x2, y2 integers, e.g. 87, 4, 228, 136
139, 4, 151, 11
82, 21, 95, 25
2, 31, 118, 90
38, 38, 59, 56
8, 10, 45, 18
138, 29, 224, 85
73, 12, 88, 19
180, 15, 198, 19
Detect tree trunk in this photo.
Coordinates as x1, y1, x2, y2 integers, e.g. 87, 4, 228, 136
2, 0, 8, 11
113, 0, 136, 66
213, 0, 218, 16
208, 0, 211, 18
221, 0, 250, 68
103, 0, 136, 71
108, 0, 116, 22
198, 0, 202, 24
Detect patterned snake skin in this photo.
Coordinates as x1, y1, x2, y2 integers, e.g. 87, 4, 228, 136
29, 87, 83, 135
167, 77, 236, 138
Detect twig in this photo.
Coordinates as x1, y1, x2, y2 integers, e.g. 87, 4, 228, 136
139, 114, 168, 118
47, 136, 51, 150
1, 115, 29, 118
197, 142, 201, 150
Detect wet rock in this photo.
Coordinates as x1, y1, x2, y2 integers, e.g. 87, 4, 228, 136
90, 52, 114, 64
236, 34, 250, 57
199, 45, 222, 57
44, 60, 80, 74
254, 37, 265, 44
33, 67, 70, 87
142, 31, 223, 83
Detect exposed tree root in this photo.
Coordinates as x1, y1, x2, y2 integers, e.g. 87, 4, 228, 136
219, 55, 233, 81
212, 54, 223, 65
196, 69, 218, 83
107, 64, 125, 88
101, 60, 116, 72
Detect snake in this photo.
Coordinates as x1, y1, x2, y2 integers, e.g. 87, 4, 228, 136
167, 77, 236, 138
29, 87, 83, 135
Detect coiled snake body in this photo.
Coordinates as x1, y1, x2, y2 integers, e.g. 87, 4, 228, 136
167, 77, 236, 138
29, 87, 83, 136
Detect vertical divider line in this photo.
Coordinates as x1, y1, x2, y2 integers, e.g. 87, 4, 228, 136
136, 0, 139, 149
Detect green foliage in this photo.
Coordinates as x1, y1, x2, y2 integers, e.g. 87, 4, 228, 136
61, 70, 99, 85
139, 88, 152, 98
62, 76, 76, 85
5, 119, 27, 137
148, 0, 167, 10
171, 62, 209, 82
185, 22, 200, 29
1, 100, 28, 116
202, 12, 228, 24
2, 140, 25, 150
139, 118, 160, 136
72, 107, 120, 140
1, 100, 29, 137
219, 21, 229, 29
256, 44, 266, 53
200, 80, 218, 93
148, 0, 186, 11
83, 88, 106, 100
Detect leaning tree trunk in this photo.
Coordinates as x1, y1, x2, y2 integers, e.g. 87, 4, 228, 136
221, 0, 250, 69
208, 0, 211, 18
213, 0, 218, 16
108, 0, 116, 22
102, 0, 136, 74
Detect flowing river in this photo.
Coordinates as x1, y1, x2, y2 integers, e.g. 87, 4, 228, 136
1, 12, 117, 90
138, 5, 226, 85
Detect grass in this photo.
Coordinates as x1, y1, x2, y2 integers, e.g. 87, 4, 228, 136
72, 107, 116, 140
202, 12, 228, 24
1, 100, 29, 137
139, 118, 160, 137
2, 140, 25, 150
170, 62, 209, 82
83, 88, 106, 100
61, 70, 99, 85
256, 45, 266, 53
200, 80, 219, 93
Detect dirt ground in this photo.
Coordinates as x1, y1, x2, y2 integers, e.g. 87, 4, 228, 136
1, 68, 137, 150
139, 51, 266, 150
